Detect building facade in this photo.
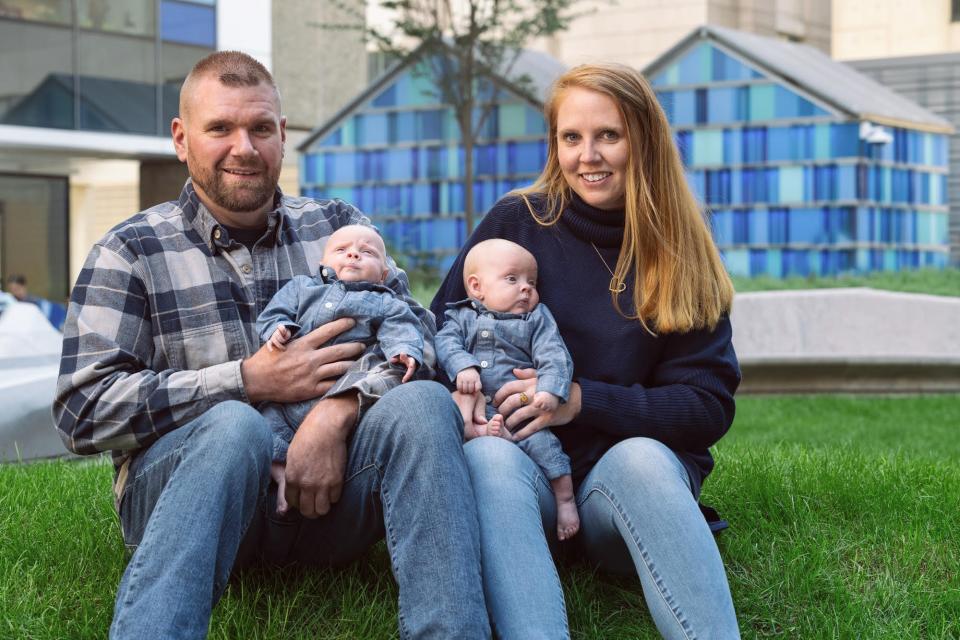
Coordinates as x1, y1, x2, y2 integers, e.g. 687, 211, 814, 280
298, 49, 565, 272
0, 0, 366, 300
647, 27, 952, 277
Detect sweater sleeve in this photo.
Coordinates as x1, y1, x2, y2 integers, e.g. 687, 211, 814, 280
574, 316, 741, 452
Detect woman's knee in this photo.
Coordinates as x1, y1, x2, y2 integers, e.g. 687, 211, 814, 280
587, 437, 691, 495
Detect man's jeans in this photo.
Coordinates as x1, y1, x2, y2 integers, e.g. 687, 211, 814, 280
110, 381, 489, 639
464, 435, 740, 640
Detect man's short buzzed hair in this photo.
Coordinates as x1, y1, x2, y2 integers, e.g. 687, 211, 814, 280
179, 50, 280, 117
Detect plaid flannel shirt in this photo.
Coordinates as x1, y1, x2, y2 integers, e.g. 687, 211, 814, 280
53, 180, 436, 503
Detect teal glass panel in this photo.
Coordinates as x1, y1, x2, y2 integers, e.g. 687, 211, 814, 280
855, 249, 871, 271
748, 85, 774, 121
692, 129, 723, 165
342, 117, 357, 146
444, 109, 460, 141
499, 103, 527, 138
766, 249, 783, 277
447, 145, 461, 178
651, 63, 679, 86
813, 124, 830, 159
779, 166, 804, 203
723, 249, 749, 276
934, 212, 949, 243
407, 72, 435, 106
883, 250, 896, 270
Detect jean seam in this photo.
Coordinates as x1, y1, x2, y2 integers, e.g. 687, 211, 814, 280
528, 465, 571, 637
378, 465, 413, 640
585, 482, 696, 640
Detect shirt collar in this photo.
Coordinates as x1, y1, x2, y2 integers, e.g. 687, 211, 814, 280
446, 297, 529, 319
178, 179, 286, 253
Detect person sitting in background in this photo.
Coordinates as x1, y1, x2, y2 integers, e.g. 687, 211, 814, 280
5, 274, 66, 330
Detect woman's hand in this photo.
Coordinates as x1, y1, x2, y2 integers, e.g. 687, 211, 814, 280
493, 368, 581, 442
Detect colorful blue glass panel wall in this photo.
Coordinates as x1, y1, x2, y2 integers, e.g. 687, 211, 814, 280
654, 39, 950, 277
301, 64, 547, 270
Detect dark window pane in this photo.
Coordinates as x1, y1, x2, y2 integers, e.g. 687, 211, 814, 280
78, 30, 157, 133
161, 0, 215, 48
0, 20, 75, 128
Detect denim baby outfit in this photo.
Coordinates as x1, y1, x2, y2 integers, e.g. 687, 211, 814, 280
436, 299, 573, 479
257, 265, 424, 461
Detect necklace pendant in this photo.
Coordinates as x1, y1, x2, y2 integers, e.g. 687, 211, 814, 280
609, 280, 626, 294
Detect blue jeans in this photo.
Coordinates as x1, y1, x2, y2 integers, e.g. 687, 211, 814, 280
111, 382, 489, 639
465, 436, 740, 640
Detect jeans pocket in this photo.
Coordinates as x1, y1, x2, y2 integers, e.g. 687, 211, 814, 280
259, 484, 303, 567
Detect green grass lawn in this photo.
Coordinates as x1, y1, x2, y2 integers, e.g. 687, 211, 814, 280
2, 395, 958, 638
731, 267, 960, 297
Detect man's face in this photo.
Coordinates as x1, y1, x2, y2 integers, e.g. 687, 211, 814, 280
322, 226, 389, 284
172, 75, 286, 228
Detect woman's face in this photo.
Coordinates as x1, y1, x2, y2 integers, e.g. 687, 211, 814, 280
555, 87, 629, 211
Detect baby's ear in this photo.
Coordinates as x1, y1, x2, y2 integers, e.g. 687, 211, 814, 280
466, 274, 483, 299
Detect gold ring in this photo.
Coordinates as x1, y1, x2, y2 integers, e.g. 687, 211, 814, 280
518, 392, 529, 406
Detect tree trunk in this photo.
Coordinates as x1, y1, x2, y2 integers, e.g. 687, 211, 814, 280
463, 127, 475, 235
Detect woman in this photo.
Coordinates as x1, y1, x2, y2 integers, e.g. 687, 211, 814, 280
430, 63, 741, 638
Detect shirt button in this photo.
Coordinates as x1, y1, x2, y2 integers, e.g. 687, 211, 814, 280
241, 264, 252, 274
322, 268, 329, 276
484, 395, 491, 403
480, 360, 488, 368
324, 302, 333, 309
213, 228, 221, 240
480, 330, 490, 338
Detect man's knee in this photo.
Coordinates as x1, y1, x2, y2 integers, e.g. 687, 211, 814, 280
190, 400, 272, 471
367, 381, 461, 442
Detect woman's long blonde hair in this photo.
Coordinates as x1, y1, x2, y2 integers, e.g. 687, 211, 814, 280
517, 63, 733, 334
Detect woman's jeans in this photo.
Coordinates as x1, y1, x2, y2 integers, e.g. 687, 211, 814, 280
110, 381, 489, 640
465, 436, 740, 640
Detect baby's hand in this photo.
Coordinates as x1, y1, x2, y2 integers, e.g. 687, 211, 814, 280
456, 368, 482, 394
532, 390, 560, 412
390, 353, 418, 383
267, 325, 292, 352
270, 462, 289, 515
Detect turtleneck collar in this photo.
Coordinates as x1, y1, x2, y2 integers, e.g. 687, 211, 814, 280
560, 192, 625, 248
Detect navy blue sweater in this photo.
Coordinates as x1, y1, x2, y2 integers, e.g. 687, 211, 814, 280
431, 194, 740, 501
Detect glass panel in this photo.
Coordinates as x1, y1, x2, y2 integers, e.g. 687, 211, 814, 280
78, 30, 157, 133
0, 174, 69, 301
79, 0, 155, 36
0, 19, 75, 128
160, 41, 214, 126
0, 0, 71, 25
161, 0, 215, 47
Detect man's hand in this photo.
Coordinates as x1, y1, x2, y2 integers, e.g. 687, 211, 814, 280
242, 317, 364, 403
284, 392, 359, 518
493, 368, 581, 441
452, 390, 491, 441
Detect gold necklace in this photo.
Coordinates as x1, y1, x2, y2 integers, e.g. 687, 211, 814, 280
591, 243, 626, 293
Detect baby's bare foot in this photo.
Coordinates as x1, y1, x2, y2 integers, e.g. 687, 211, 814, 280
556, 495, 580, 541
486, 414, 504, 437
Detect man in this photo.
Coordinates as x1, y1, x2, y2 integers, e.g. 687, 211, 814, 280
54, 51, 489, 639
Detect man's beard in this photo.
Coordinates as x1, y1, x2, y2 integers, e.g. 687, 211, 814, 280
189, 156, 279, 213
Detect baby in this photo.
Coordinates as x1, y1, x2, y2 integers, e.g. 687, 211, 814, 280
257, 224, 423, 513
435, 238, 579, 540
